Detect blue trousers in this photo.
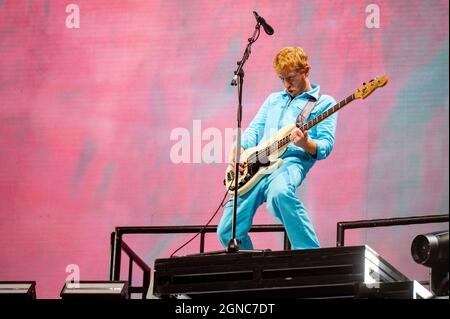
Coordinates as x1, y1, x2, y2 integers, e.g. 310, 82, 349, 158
217, 160, 320, 250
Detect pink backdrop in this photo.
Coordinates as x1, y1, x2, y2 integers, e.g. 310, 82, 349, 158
0, 0, 448, 298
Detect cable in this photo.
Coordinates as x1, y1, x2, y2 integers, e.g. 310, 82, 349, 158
169, 185, 231, 257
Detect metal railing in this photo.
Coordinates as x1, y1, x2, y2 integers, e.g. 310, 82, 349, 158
109, 224, 290, 299
336, 214, 449, 247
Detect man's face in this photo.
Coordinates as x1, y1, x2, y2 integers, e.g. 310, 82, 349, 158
278, 67, 308, 98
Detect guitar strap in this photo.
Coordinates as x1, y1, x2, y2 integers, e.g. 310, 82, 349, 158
296, 93, 322, 127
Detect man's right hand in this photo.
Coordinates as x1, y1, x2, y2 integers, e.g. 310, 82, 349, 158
228, 146, 246, 174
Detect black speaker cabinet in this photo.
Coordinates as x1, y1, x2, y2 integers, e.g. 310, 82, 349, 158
60, 281, 128, 299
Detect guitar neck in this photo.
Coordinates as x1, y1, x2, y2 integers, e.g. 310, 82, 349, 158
299, 93, 355, 131
265, 94, 356, 155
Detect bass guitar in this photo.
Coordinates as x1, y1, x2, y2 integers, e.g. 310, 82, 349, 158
224, 75, 388, 195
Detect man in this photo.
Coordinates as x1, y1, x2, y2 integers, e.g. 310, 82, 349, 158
217, 47, 338, 250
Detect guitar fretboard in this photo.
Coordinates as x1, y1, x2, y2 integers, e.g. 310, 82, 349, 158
300, 94, 355, 131
253, 94, 355, 161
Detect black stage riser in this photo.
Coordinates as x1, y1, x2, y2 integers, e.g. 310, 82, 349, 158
152, 245, 428, 299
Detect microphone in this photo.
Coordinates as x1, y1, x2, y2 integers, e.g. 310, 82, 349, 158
253, 11, 274, 35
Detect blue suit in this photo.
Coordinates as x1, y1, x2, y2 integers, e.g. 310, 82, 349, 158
217, 84, 338, 249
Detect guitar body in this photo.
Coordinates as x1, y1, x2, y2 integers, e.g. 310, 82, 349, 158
224, 124, 295, 195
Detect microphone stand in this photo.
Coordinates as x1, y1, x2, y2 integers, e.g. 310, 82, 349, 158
227, 21, 262, 253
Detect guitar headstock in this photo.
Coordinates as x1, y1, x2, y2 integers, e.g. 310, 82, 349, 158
354, 75, 388, 99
